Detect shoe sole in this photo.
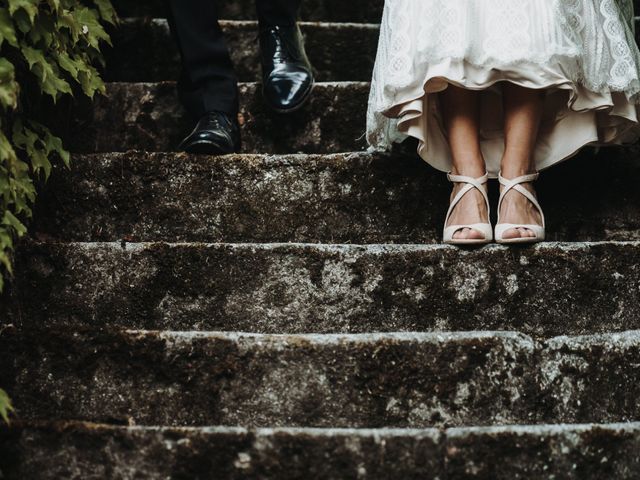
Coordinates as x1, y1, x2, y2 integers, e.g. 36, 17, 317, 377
263, 80, 315, 115
496, 237, 545, 245
444, 239, 493, 246
180, 140, 238, 156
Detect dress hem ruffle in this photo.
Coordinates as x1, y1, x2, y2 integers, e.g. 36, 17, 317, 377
375, 57, 640, 177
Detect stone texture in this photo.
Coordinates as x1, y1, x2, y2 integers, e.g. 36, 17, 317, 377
28, 148, 640, 244
539, 332, 640, 424
0, 330, 536, 427
110, 0, 385, 22
2, 422, 640, 480
0, 423, 442, 480
445, 423, 640, 479
4, 242, 640, 337
2, 328, 640, 428
105, 20, 379, 82
6, 1, 640, 476
60, 82, 368, 153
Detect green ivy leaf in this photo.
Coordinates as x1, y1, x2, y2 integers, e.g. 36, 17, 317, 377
0, 8, 18, 47
0, 58, 19, 110
2, 210, 27, 237
45, 0, 61, 13
21, 44, 73, 99
27, 14, 56, 47
54, 51, 83, 81
56, 9, 82, 43
74, 7, 111, 48
42, 126, 70, 167
91, 0, 117, 25
7, 0, 38, 23
0, 389, 14, 424
0, 0, 113, 291
78, 63, 105, 98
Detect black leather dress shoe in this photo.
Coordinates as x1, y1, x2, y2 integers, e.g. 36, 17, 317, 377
178, 111, 240, 154
259, 25, 314, 113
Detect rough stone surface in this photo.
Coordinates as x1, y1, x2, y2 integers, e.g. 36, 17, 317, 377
0, 330, 536, 427
110, 0, 385, 22
445, 424, 640, 479
60, 82, 368, 153
4, 242, 640, 336
7, 0, 640, 475
3, 422, 640, 479
0, 423, 442, 480
2, 329, 640, 428
539, 332, 640, 424
105, 20, 379, 82
28, 148, 640, 244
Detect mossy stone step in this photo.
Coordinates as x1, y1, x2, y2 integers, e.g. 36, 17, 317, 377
3, 422, 640, 479
110, 0, 385, 23
4, 242, 640, 337
28, 149, 640, 244
62, 82, 368, 154
1, 330, 640, 426
105, 20, 379, 83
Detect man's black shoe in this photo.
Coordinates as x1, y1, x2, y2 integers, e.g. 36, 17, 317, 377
259, 25, 314, 113
178, 111, 240, 154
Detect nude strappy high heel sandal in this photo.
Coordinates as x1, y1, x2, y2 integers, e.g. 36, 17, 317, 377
495, 172, 546, 244
443, 172, 493, 245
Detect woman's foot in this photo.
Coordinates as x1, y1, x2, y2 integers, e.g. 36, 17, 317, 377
443, 172, 493, 245
498, 179, 542, 239
447, 182, 490, 240
495, 172, 546, 244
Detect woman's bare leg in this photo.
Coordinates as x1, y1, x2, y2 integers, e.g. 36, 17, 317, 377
440, 85, 489, 240
500, 83, 545, 239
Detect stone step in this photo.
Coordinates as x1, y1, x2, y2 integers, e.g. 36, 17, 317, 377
3, 241, 640, 336
105, 20, 378, 83
110, 0, 385, 23
30, 149, 640, 244
105, 18, 640, 84
1, 329, 640, 426
2, 421, 639, 479
57, 80, 640, 154
62, 82, 368, 154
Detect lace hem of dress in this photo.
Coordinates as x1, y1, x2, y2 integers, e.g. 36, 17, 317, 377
366, 57, 640, 151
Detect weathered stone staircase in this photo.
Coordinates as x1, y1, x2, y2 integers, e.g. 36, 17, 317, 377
2, 1, 640, 478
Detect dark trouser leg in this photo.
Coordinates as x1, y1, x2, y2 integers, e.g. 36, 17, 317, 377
255, 0, 303, 26
167, 0, 238, 118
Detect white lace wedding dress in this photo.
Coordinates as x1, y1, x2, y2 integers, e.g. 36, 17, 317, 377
366, 0, 640, 176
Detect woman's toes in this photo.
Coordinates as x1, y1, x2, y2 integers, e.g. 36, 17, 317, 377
453, 228, 466, 240
504, 228, 518, 239
453, 227, 485, 240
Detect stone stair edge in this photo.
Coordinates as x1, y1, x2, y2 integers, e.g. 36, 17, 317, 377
7, 418, 640, 436
105, 80, 369, 86
119, 18, 381, 28
6, 326, 640, 350
5, 420, 640, 479
20, 239, 640, 250
3, 323, 639, 427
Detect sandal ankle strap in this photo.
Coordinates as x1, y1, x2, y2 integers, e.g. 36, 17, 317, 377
497, 171, 545, 229
447, 172, 489, 186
